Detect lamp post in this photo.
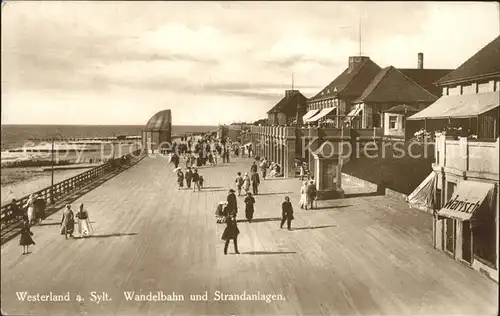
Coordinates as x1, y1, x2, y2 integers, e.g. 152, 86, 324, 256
50, 133, 64, 204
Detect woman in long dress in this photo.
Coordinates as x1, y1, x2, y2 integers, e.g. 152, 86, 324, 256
242, 172, 251, 195
177, 170, 184, 190
60, 204, 75, 239
24, 194, 36, 225
76, 203, 92, 238
244, 192, 256, 223
19, 220, 35, 255
299, 181, 308, 209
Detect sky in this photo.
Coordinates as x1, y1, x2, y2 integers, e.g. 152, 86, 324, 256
1, 1, 499, 126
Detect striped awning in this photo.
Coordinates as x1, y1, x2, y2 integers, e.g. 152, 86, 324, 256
344, 105, 362, 123
306, 107, 336, 122
302, 109, 320, 122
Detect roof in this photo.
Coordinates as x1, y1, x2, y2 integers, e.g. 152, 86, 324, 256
408, 91, 499, 120
398, 68, 453, 96
436, 35, 500, 86
267, 91, 307, 114
309, 57, 381, 102
145, 109, 172, 131
354, 66, 438, 104
384, 104, 420, 114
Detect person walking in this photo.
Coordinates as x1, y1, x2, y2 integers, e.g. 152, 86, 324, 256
60, 204, 75, 239
24, 194, 36, 225
34, 195, 46, 225
235, 172, 244, 196
244, 192, 256, 223
306, 180, 317, 210
250, 161, 258, 173
19, 219, 35, 255
250, 171, 260, 195
171, 152, 179, 169
10, 199, 23, 223
280, 196, 294, 230
177, 169, 184, 190
76, 203, 92, 238
242, 172, 251, 195
185, 167, 193, 189
260, 158, 268, 180
192, 169, 200, 192
300, 181, 308, 209
221, 215, 240, 255
299, 163, 306, 181
226, 189, 238, 217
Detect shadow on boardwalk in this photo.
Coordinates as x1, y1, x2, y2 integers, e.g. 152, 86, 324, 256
241, 251, 296, 255
81, 233, 138, 239
255, 191, 294, 196
1, 160, 144, 245
291, 225, 337, 231
343, 192, 383, 198
237, 217, 281, 223
309, 205, 353, 211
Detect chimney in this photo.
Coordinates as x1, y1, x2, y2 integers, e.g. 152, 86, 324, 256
348, 56, 369, 74
285, 90, 296, 97
417, 53, 424, 69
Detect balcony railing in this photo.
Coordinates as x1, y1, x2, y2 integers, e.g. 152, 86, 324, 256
434, 135, 499, 177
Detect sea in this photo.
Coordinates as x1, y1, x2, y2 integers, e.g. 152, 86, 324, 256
1, 125, 218, 151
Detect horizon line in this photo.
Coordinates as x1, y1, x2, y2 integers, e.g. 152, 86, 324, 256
0, 123, 220, 126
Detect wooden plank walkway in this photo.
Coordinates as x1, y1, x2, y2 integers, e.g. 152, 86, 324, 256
1, 156, 497, 316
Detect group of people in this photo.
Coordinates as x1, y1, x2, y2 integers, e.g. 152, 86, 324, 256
217, 191, 295, 255
19, 202, 92, 255
300, 180, 318, 210
59, 203, 92, 239
8, 194, 47, 226
176, 167, 204, 191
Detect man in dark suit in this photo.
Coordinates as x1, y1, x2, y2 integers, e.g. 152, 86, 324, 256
250, 161, 258, 173
185, 168, 193, 189
280, 196, 294, 230
226, 189, 238, 217
306, 180, 317, 209
250, 172, 260, 195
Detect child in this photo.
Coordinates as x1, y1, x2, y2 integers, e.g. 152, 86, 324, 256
198, 175, 204, 189
20, 220, 35, 255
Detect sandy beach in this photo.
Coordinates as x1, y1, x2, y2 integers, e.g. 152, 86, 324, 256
1, 167, 92, 205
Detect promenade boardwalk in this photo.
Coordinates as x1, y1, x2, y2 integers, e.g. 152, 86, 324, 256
1, 156, 497, 316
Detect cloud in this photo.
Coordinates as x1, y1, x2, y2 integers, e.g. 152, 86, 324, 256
1, 1, 499, 125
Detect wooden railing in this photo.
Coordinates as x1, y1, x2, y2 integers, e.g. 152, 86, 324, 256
0, 149, 145, 224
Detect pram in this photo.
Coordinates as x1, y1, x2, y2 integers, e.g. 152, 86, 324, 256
215, 201, 228, 224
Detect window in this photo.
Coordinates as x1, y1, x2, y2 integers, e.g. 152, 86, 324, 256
389, 116, 398, 129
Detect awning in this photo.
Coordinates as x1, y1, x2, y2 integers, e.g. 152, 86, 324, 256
437, 181, 495, 221
302, 109, 320, 122
306, 107, 336, 122
407, 172, 436, 211
408, 92, 499, 120
344, 105, 362, 123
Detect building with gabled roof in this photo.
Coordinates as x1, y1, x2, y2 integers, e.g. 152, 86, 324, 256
351, 65, 439, 129
409, 35, 500, 139
304, 56, 381, 126
267, 90, 308, 126
407, 35, 500, 282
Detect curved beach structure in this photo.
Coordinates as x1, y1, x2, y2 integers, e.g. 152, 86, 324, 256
141, 109, 172, 154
